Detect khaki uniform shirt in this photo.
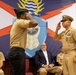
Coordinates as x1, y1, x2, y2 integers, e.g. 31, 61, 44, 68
10, 19, 30, 49
58, 26, 76, 51
57, 52, 64, 66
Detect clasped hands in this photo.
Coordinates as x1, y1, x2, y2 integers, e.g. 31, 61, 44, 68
42, 64, 54, 69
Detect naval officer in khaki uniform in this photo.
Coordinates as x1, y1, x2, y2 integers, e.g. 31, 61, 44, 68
54, 15, 76, 75
8, 9, 38, 75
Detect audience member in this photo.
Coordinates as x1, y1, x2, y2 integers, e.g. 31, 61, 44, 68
0, 51, 5, 75
56, 46, 64, 70
35, 42, 62, 75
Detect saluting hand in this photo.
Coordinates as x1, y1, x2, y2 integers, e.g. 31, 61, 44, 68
56, 22, 61, 31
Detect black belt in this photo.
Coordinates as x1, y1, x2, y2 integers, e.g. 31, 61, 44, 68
11, 47, 25, 52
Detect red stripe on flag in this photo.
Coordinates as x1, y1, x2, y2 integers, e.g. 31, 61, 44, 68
47, 28, 54, 37
0, 25, 12, 36
0, 1, 16, 16
41, 3, 73, 20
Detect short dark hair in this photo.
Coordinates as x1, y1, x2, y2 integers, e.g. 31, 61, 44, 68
16, 12, 26, 18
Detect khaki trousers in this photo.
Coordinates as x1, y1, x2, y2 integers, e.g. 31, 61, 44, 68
63, 51, 76, 75
38, 66, 62, 75
0, 69, 4, 75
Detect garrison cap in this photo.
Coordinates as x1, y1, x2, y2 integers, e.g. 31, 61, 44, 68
61, 15, 74, 22
14, 8, 29, 15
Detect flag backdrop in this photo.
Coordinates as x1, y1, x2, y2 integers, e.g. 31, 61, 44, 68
0, 0, 76, 58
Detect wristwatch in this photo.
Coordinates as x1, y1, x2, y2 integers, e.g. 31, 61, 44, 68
42, 64, 44, 67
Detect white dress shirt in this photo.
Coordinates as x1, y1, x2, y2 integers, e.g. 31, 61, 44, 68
43, 50, 49, 65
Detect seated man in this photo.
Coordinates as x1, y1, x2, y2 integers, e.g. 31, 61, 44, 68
34, 42, 62, 75
0, 51, 5, 75
56, 46, 64, 70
